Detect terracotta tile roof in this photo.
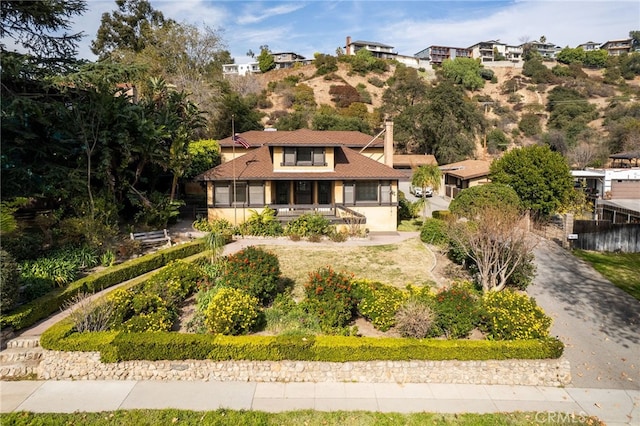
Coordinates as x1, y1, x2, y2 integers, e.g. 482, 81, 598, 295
393, 154, 438, 168
218, 129, 384, 148
197, 146, 405, 181
440, 159, 491, 180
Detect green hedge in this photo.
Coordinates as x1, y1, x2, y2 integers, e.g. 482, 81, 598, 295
40, 325, 564, 362
1, 240, 206, 331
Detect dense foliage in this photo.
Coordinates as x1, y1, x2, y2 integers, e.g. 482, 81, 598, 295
204, 287, 260, 335
449, 184, 522, 219
490, 145, 573, 217
303, 267, 356, 332
217, 246, 282, 304
480, 290, 552, 340
353, 279, 407, 331
0, 250, 20, 312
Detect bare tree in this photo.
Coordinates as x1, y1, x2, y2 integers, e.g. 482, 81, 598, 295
448, 206, 536, 292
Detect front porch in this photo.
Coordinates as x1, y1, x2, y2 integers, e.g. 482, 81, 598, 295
269, 204, 367, 225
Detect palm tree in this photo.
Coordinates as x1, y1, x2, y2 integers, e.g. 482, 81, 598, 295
411, 164, 442, 221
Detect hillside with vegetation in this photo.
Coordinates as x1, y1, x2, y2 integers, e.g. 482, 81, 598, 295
243, 51, 640, 168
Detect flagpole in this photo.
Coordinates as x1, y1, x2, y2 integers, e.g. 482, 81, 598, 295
232, 115, 237, 226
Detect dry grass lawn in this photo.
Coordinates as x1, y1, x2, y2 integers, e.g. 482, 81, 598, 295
259, 237, 439, 299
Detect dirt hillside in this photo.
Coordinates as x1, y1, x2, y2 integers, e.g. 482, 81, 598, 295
248, 61, 638, 159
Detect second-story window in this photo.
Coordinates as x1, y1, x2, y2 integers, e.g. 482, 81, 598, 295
283, 147, 326, 166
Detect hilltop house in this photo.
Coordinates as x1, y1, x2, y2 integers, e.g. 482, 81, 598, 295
600, 39, 634, 56
197, 122, 405, 232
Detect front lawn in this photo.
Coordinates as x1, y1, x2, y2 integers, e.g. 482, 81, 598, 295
0, 410, 604, 425
573, 250, 640, 301
262, 237, 438, 299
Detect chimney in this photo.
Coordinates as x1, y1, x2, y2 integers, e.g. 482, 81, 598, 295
346, 36, 351, 55
384, 120, 394, 168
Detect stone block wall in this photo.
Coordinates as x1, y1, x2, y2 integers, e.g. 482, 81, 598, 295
37, 350, 571, 386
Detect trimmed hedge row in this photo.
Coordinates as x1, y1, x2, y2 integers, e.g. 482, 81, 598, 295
41, 320, 564, 363
1, 240, 206, 331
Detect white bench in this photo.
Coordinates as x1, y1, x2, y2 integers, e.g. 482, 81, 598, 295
130, 229, 172, 247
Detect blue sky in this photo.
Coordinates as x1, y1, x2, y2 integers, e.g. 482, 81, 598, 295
65, 1, 640, 61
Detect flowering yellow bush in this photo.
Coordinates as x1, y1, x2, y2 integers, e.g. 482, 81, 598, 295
354, 279, 407, 331
204, 287, 260, 335
481, 290, 551, 340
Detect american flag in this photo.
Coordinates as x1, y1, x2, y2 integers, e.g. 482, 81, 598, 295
233, 134, 250, 149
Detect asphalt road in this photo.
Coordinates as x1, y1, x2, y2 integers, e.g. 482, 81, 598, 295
527, 237, 640, 390
398, 180, 450, 217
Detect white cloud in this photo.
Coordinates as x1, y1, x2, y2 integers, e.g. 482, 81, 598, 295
238, 2, 307, 25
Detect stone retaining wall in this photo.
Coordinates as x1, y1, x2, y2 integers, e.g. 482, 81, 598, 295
38, 350, 571, 386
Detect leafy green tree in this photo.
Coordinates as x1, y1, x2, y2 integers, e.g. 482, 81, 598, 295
417, 81, 485, 163
556, 47, 585, 65
441, 58, 485, 90
583, 49, 608, 68
257, 47, 275, 73
449, 183, 522, 219
486, 128, 509, 153
273, 111, 308, 130
1, 0, 86, 61
630, 30, 640, 50
185, 139, 220, 179
490, 145, 573, 217
211, 89, 264, 138
312, 111, 371, 132
384, 67, 483, 162
91, 0, 171, 59
411, 165, 441, 221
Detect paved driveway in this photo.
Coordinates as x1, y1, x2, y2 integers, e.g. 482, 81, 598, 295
527, 238, 640, 390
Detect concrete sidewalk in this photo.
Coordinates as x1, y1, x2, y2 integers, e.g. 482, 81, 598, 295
2, 381, 638, 425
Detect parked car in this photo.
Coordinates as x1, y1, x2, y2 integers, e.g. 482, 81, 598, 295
413, 186, 433, 197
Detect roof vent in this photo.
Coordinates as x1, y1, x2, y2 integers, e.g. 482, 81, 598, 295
264, 128, 277, 132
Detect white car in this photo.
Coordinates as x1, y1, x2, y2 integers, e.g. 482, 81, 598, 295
413, 186, 433, 197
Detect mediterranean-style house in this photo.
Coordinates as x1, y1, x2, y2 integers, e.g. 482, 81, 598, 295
196, 122, 405, 232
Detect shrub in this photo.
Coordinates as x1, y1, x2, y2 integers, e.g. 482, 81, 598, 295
62, 293, 114, 333
263, 293, 322, 336
420, 218, 449, 247
506, 252, 536, 290
0, 240, 206, 331
108, 288, 175, 332
218, 246, 282, 304
142, 260, 203, 305
431, 210, 452, 221
204, 287, 260, 335
518, 113, 542, 136
0, 249, 20, 312
431, 282, 481, 338
285, 213, 331, 237
237, 207, 283, 236
480, 290, 552, 340
394, 300, 436, 338
304, 267, 355, 332
329, 84, 361, 108
368, 76, 385, 87
192, 218, 234, 237
353, 279, 407, 331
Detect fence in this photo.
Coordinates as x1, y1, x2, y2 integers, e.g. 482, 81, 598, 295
571, 220, 640, 252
